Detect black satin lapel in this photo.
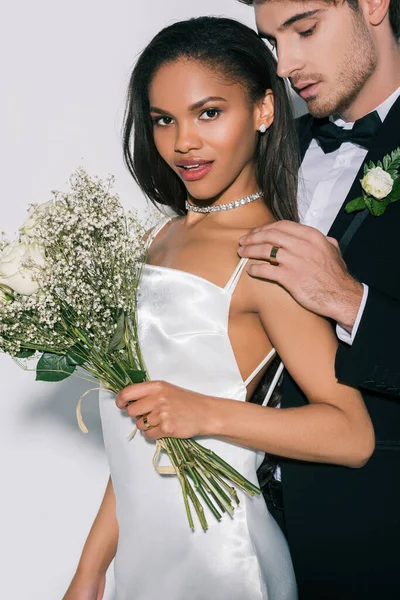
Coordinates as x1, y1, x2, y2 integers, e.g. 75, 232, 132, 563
328, 96, 400, 244
298, 113, 314, 161
339, 208, 369, 254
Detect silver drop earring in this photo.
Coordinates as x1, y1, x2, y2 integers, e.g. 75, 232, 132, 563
258, 123, 267, 133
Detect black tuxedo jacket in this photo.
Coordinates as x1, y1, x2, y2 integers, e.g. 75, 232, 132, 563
281, 96, 400, 600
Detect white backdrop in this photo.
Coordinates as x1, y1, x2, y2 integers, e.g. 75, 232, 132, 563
0, 2, 257, 599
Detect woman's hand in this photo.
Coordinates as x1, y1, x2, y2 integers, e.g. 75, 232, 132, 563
115, 381, 216, 439
63, 572, 106, 600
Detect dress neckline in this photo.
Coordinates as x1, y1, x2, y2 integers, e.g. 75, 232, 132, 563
141, 262, 277, 394
144, 263, 231, 294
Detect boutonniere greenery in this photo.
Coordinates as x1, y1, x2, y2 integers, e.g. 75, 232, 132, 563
346, 147, 400, 216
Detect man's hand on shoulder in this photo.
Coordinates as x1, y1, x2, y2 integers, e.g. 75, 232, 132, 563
238, 220, 364, 332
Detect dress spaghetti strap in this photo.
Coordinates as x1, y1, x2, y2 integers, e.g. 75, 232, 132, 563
146, 216, 172, 250
261, 361, 284, 407
224, 258, 249, 294
243, 348, 276, 388
224, 258, 283, 404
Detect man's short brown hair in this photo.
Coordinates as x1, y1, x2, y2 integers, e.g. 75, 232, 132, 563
238, 0, 400, 39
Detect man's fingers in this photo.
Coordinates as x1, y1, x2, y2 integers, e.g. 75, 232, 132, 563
327, 236, 340, 249
246, 261, 285, 282
241, 220, 324, 244
239, 228, 290, 248
238, 229, 301, 260
239, 244, 289, 266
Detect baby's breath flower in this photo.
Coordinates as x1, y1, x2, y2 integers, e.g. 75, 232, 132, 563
0, 168, 153, 369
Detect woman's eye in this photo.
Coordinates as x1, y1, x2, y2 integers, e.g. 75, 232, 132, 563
153, 116, 174, 127
200, 108, 221, 121
299, 25, 317, 38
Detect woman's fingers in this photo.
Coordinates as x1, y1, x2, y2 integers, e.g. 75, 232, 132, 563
126, 400, 155, 419
115, 380, 164, 409
136, 411, 160, 431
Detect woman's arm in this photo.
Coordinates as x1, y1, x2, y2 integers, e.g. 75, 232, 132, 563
117, 275, 375, 469
63, 476, 118, 600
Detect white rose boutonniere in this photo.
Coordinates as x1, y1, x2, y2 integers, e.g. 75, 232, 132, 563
346, 148, 400, 216
361, 167, 394, 199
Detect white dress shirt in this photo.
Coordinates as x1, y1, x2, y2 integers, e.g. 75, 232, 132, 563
298, 85, 400, 344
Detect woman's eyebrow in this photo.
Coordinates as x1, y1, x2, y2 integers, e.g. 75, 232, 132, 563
188, 96, 227, 111
150, 96, 227, 115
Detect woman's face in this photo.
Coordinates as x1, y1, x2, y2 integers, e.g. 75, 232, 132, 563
149, 58, 273, 202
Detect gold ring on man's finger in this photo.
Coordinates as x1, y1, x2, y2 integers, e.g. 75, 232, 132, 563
269, 245, 280, 266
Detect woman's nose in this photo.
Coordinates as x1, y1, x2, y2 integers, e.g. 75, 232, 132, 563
174, 123, 202, 154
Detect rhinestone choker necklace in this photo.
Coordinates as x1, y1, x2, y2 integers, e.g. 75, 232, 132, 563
185, 191, 263, 213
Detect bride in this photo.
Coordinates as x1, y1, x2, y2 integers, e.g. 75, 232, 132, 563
64, 16, 374, 600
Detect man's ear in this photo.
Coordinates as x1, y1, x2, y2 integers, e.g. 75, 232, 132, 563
255, 89, 274, 132
362, 0, 391, 27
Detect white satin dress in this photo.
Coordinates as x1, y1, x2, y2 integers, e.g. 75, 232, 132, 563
100, 219, 297, 600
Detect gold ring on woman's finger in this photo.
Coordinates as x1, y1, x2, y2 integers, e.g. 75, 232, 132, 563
269, 245, 280, 266
143, 414, 154, 430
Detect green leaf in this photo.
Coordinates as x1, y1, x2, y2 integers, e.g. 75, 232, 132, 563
377, 160, 383, 169
368, 160, 375, 170
388, 177, 400, 201
15, 348, 36, 358
365, 197, 388, 217
36, 352, 76, 382
345, 196, 366, 213
66, 346, 86, 366
363, 163, 369, 175
390, 147, 400, 165
107, 310, 126, 353
385, 147, 400, 178
126, 369, 147, 384
383, 154, 390, 171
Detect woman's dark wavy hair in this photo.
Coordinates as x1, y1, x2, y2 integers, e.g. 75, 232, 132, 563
123, 16, 300, 221
239, 0, 400, 39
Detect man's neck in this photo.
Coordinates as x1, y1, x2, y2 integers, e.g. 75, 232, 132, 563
340, 42, 400, 122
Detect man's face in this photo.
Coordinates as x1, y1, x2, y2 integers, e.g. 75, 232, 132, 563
255, 1, 377, 118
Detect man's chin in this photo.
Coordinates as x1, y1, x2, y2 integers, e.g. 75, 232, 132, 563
305, 97, 335, 120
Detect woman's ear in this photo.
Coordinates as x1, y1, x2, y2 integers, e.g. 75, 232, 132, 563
256, 89, 274, 133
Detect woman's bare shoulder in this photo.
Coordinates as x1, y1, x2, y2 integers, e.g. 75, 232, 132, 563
144, 215, 182, 245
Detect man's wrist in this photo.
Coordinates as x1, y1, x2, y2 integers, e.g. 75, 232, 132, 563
331, 279, 364, 333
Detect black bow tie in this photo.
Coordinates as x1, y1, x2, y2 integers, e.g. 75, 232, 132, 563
312, 111, 382, 154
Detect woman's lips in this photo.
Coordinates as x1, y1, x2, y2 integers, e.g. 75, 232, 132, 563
176, 161, 214, 182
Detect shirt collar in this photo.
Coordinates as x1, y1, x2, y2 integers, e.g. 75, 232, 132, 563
331, 85, 400, 130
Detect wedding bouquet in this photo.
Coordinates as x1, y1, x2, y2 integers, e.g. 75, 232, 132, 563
0, 168, 260, 531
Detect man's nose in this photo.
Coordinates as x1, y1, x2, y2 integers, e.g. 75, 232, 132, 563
174, 123, 202, 154
276, 45, 304, 80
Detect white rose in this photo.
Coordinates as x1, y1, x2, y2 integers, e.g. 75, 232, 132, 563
0, 242, 46, 295
20, 200, 54, 237
361, 167, 394, 200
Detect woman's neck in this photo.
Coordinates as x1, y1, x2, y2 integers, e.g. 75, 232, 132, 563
184, 196, 273, 230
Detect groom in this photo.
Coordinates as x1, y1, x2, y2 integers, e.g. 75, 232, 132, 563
238, 1, 400, 599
